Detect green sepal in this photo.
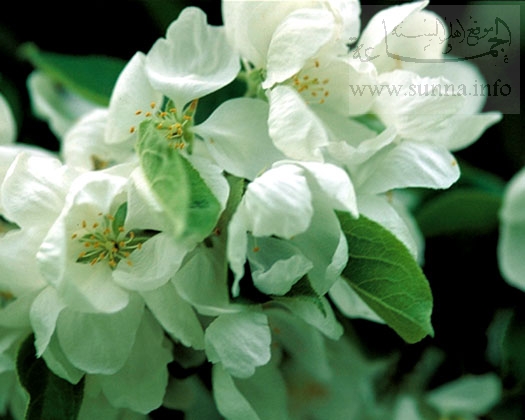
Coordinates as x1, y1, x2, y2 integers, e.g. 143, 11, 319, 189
112, 202, 128, 238
337, 212, 434, 344
16, 334, 85, 420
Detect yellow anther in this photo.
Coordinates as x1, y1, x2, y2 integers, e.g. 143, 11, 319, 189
106, 215, 115, 221
157, 123, 164, 129
169, 108, 177, 113
71, 233, 78, 239
129, 126, 136, 134
315, 60, 320, 68
118, 226, 125, 232
93, 222, 99, 228
145, 112, 152, 117
82, 220, 87, 228
84, 243, 91, 248
150, 102, 156, 109
159, 111, 168, 118
135, 110, 142, 115
78, 251, 86, 258
126, 260, 133, 266
253, 246, 260, 253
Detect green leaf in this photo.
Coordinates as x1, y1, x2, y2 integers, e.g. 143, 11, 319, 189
415, 188, 502, 237
337, 212, 434, 343
136, 119, 221, 240
20, 43, 126, 106
16, 334, 84, 420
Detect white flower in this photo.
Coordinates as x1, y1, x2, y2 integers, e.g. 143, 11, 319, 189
222, 0, 360, 70
498, 167, 525, 291
222, 0, 375, 162
106, 7, 240, 147
227, 161, 357, 297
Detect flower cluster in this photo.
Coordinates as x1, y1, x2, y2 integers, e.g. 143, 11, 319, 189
0, 1, 507, 419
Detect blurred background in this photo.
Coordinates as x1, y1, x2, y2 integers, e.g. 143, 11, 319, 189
0, 1, 523, 418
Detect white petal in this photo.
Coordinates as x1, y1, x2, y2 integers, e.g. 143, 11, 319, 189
437, 112, 502, 152
426, 373, 502, 415
174, 247, 242, 316
357, 1, 428, 72
63, 108, 136, 171
499, 223, 525, 292
268, 85, 329, 161
275, 296, 344, 340
222, 0, 326, 69
212, 364, 260, 420
230, 360, 289, 420
195, 98, 285, 180
99, 311, 173, 414
1, 152, 74, 227
375, 10, 448, 72
290, 202, 347, 295
267, 308, 331, 381
62, 263, 132, 313
141, 282, 205, 349
30, 287, 66, 356
41, 333, 85, 384
205, 310, 271, 378
113, 233, 192, 292
248, 236, 312, 296
56, 295, 144, 374
0, 228, 47, 295
500, 167, 525, 224
373, 70, 465, 142
294, 161, 358, 215
264, 8, 335, 88
241, 164, 313, 238
408, 59, 489, 114
226, 206, 250, 297
355, 141, 460, 193
145, 7, 240, 109
0, 93, 16, 144
105, 52, 163, 145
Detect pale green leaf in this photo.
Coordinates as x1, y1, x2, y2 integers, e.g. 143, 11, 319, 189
136, 119, 221, 240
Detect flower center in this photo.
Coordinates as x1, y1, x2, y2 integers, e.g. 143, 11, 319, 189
290, 59, 330, 105
129, 99, 198, 152
71, 202, 155, 270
